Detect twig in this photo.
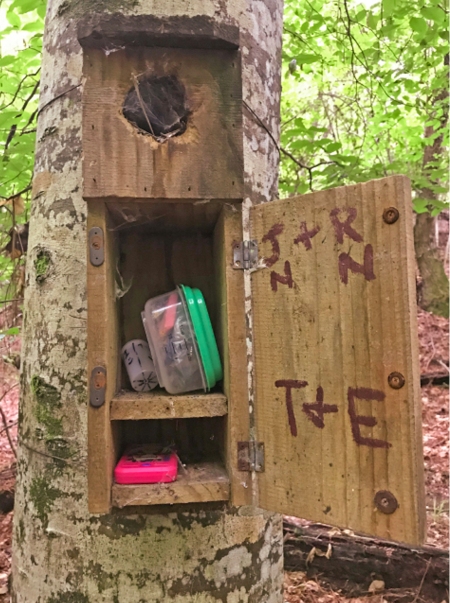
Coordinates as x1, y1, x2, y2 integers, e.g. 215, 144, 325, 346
37, 83, 81, 119
0, 383, 19, 457
21, 441, 76, 466
0, 185, 32, 202
243, 100, 280, 152
132, 74, 155, 136
0, 420, 17, 435
4, 77, 41, 152
412, 559, 431, 603
0, 69, 40, 112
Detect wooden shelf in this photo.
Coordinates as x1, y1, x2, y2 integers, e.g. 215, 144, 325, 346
110, 390, 227, 420
112, 461, 229, 507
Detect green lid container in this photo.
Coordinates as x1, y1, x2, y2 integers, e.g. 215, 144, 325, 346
179, 285, 223, 390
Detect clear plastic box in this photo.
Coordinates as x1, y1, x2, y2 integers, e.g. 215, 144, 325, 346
142, 285, 222, 395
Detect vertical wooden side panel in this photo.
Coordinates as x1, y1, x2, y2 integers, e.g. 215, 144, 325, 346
214, 206, 252, 505
87, 202, 120, 513
251, 176, 425, 544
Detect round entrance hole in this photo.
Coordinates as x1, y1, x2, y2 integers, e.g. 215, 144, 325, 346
122, 75, 189, 140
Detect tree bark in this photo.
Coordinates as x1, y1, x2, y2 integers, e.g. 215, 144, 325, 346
414, 56, 449, 318
283, 520, 449, 601
11, 0, 284, 601
415, 211, 449, 317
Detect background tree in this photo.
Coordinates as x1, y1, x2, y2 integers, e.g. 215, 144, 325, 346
280, 0, 449, 315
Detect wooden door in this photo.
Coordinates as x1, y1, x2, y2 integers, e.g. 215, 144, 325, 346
250, 176, 425, 544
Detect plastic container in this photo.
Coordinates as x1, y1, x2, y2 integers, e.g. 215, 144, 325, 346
121, 339, 158, 392
114, 445, 177, 484
142, 285, 222, 394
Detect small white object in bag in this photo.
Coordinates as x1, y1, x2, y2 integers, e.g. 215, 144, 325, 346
121, 339, 158, 392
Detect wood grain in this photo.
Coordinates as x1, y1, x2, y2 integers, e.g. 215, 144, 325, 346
77, 14, 240, 50
112, 461, 229, 507
213, 206, 252, 506
111, 390, 227, 420
251, 175, 425, 544
87, 201, 120, 513
82, 47, 243, 200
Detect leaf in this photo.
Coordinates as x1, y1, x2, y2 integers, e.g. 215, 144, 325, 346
22, 20, 45, 32
296, 53, 321, 64
0, 56, 16, 67
367, 11, 380, 29
325, 141, 342, 152
4, 327, 19, 336
6, 10, 21, 28
382, 0, 395, 18
413, 198, 431, 213
410, 17, 428, 36
421, 6, 445, 22
369, 580, 385, 593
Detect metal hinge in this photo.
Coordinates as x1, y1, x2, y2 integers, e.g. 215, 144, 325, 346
89, 226, 104, 267
233, 240, 258, 270
90, 366, 106, 408
237, 441, 265, 472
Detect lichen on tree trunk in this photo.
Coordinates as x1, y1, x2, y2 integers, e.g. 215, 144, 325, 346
11, 0, 285, 601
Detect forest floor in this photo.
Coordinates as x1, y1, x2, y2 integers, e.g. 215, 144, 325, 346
0, 304, 447, 601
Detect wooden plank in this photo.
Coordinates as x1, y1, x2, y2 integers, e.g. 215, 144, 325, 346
82, 47, 243, 200
213, 206, 252, 506
111, 390, 228, 420
78, 14, 240, 50
87, 202, 120, 513
112, 461, 229, 507
251, 175, 425, 544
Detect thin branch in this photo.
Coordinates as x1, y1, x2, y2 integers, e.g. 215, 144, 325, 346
0, 69, 40, 112
132, 74, 155, 136
243, 100, 280, 151
0, 420, 17, 435
20, 107, 38, 134
4, 77, 41, 153
37, 83, 82, 119
21, 441, 76, 466
0, 383, 19, 458
0, 185, 32, 202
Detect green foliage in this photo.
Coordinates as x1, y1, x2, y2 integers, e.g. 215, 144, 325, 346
0, 0, 45, 325
281, 0, 449, 211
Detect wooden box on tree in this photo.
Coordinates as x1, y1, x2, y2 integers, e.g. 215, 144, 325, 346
81, 18, 425, 547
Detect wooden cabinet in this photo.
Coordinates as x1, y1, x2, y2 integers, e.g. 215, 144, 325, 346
87, 202, 251, 512
82, 18, 425, 545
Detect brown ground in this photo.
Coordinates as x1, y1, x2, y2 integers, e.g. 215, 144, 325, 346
0, 285, 448, 600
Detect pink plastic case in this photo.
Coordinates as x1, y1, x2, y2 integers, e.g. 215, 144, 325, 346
114, 445, 178, 485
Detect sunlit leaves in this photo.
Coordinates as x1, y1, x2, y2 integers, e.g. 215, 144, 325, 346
280, 0, 449, 213
410, 17, 428, 36
0, 0, 44, 303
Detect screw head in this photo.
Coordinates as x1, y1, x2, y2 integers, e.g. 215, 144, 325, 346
383, 207, 400, 224
388, 371, 405, 389
91, 234, 102, 250
374, 490, 398, 514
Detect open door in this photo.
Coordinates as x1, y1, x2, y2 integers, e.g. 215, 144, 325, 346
250, 175, 426, 544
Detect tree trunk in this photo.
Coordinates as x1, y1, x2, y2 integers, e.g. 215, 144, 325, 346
414, 211, 449, 317
414, 55, 449, 317
283, 520, 449, 601
11, 0, 284, 601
